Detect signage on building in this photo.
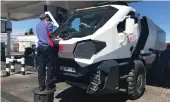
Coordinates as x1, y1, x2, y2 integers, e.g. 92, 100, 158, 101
1, 20, 6, 33
0, 20, 12, 33
0, 33, 7, 43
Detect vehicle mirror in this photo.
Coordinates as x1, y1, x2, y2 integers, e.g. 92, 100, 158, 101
125, 17, 135, 35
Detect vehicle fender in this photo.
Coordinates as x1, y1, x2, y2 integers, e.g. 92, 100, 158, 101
98, 60, 119, 93
98, 60, 119, 73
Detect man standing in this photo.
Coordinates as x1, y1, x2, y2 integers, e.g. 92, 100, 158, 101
36, 13, 57, 91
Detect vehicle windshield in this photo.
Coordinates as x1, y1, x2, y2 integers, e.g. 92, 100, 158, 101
51, 7, 118, 40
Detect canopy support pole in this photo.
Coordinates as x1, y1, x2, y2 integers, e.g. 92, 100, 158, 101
7, 12, 11, 57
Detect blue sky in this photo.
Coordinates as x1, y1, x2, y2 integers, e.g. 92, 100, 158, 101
12, 1, 170, 42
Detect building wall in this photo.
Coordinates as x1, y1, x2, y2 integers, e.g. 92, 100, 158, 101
1, 34, 38, 52
15, 35, 38, 52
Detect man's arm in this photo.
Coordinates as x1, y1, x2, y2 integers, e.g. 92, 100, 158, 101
46, 22, 54, 35
47, 21, 62, 40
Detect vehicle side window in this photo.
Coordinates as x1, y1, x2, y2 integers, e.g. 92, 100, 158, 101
71, 18, 81, 32
127, 11, 138, 23
117, 11, 138, 33
117, 19, 126, 33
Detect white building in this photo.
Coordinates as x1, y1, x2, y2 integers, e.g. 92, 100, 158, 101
14, 35, 38, 52
1, 33, 38, 52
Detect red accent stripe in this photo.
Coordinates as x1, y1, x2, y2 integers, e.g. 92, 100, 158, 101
46, 29, 54, 47
59, 44, 64, 51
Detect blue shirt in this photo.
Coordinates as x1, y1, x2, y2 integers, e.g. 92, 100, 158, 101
36, 20, 54, 47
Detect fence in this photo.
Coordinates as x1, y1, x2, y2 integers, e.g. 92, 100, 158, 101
5, 56, 25, 76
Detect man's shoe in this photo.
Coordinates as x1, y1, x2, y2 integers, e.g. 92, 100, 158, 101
46, 84, 56, 90
40, 88, 56, 94
39, 87, 45, 92
46, 87, 56, 91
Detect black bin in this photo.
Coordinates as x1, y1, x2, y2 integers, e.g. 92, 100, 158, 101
33, 87, 56, 102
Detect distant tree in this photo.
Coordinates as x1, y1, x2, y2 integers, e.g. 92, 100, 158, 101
25, 32, 28, 35
29, 28, 34, 35
24, 28, 34, 35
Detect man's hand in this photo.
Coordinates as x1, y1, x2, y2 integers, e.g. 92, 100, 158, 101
55, 35, 62, 40
49, 34, 52, 38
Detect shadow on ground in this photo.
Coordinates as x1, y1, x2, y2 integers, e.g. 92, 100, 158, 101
55, 87, 129, 102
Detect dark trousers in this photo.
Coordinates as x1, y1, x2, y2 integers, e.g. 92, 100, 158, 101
37, 45, 58, 89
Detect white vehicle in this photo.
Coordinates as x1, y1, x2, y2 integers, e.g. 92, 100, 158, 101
48, 2, 166, 100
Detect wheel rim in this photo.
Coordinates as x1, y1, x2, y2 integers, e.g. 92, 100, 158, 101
136, 74, 143, 90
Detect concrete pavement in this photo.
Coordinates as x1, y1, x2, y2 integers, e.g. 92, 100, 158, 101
1, 59, 170, 102
1, 71, 170, 102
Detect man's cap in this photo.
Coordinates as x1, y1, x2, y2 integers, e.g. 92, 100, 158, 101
39, 13, 47, 19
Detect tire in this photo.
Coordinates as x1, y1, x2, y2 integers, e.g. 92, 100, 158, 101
127, 60, 146, 100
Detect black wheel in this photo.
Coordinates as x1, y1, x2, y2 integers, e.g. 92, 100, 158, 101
127, 60, 146, 100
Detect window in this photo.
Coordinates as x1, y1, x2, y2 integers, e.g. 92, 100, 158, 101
117, 19, 126, 33
128, 11, 138, 23
53, 9, 107, 39
52, 6, 118, 40
117, 11, 138, 33
71, 18, 80, 32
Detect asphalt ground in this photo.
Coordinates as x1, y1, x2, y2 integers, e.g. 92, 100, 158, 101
1, 52, 170, 102
1, 71, 170, 102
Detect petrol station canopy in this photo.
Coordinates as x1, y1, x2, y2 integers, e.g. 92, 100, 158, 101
1, 0, 139, 21
0, 0, 139, 57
